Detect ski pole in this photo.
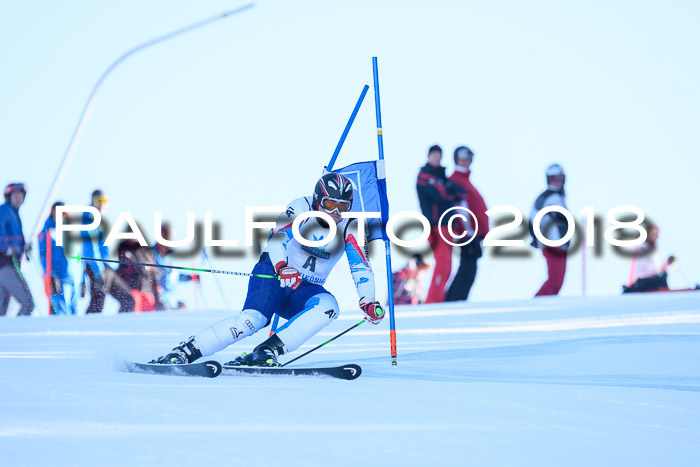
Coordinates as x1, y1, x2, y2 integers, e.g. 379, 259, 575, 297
70, 255, 278, 279
674, 261, 698, 289
201, 247, 231, 309
269, 313, 280, 336
11, 255, 38, 311
281, 319, 365, 367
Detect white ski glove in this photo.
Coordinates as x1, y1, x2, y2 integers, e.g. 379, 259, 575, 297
275, 261, 302, 290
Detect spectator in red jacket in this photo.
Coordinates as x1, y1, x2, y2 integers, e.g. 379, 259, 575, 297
445, 146, 490, 301
416, 145, 465, 303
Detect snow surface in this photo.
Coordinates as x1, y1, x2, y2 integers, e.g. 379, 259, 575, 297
2, 292, 700, 466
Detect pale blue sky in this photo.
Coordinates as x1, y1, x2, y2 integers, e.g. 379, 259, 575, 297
2, 0, 699, 313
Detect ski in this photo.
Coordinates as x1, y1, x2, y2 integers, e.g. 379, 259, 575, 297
124, 360, 222, 378
221, 363, 362, 380
122, 361, 361, 380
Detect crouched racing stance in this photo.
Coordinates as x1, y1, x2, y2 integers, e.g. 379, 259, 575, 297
152, 173, 385, 367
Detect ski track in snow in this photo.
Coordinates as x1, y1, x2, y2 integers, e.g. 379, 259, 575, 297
1, 292, 700, 466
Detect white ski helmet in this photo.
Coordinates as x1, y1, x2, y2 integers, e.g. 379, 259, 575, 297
546, 164, 565, 186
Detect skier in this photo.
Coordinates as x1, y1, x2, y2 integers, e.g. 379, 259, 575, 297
416, 145, 465, 303
151, 173, 385, 367
38, 201, 84, 315
529, 164, 570, 297
444, 145, 490, 302
0, 183, 35, 316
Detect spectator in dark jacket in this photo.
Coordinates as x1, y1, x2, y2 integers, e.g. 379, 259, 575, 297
445, 146, 490, 302
416, 145, 464, 303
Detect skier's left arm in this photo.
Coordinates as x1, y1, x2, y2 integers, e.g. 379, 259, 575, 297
344, 221, 384, 325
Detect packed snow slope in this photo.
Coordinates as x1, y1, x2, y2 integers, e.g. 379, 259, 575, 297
2, 292, 700, 466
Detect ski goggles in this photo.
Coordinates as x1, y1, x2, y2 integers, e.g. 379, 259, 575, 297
547, 174, 565, 184
92, 194, 108, 207
321, 197, 351, 213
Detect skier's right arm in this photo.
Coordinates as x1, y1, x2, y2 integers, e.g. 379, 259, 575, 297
266, 198, 308, 289
266, 203, 298, 268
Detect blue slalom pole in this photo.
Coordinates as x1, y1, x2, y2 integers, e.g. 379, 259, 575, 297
326, 85, 369, 171
372, 57, 398, 366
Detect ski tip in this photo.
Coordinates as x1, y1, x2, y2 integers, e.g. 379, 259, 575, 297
341, 364, 362, 380
205, 360, 223, 377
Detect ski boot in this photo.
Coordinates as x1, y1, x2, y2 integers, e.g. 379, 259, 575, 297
150, 336, 202, 364
226, 334, 286, 367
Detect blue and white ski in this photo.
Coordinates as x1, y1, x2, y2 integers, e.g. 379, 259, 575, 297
221, 363, 362, 380
124, 360, 222, 378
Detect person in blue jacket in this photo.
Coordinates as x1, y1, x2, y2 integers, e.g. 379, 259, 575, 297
81, 189, 134, 313
39, 201, 84, 315
0, 183, 35, 316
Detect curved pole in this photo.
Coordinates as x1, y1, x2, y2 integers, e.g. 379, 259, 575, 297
325, 85, 369, 172
29, 3, 255, 244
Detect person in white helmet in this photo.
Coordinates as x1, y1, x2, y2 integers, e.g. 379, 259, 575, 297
529, 164, 569, 297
